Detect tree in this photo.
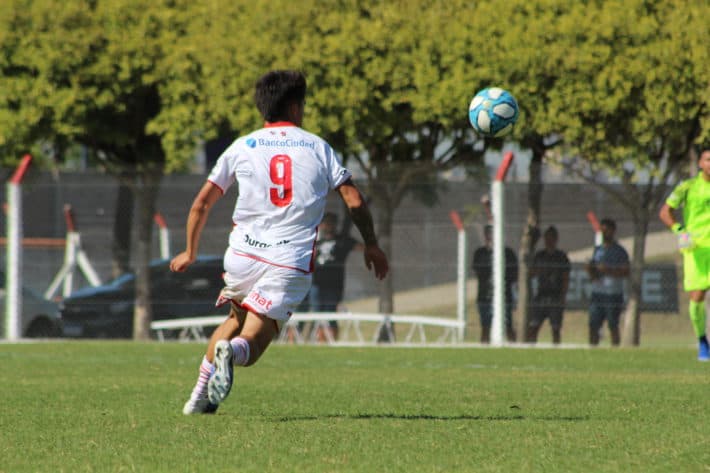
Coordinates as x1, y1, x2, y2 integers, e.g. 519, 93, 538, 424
545, 0, 709, 345
0, 0, 203, 339
292, 1, 494, 323
179, 0, 492, 329
467, 0, 573, 337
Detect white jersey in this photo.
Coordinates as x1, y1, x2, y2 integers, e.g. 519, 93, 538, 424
208, 122, 352, 273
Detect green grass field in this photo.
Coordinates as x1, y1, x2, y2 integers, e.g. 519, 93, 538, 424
1, 341, 708, 472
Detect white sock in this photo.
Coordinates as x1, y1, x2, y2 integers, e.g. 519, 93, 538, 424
190, 356, 214, 401
230, 337, 251, 366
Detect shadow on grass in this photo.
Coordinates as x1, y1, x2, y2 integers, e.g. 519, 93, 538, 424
273, 412, 589, 422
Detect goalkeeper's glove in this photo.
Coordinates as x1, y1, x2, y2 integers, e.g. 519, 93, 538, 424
672, 223, 694, 251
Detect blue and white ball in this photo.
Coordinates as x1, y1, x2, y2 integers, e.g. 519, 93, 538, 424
468, 87, 519, 138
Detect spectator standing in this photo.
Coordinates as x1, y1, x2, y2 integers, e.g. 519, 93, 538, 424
525, 226, 571, 344
472, 224, 519, 343
586, 218, 629, 346
309, 212, 364, 340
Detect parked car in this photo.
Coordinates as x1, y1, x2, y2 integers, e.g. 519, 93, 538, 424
60, 256, 226, 338
0, 271, 62, 338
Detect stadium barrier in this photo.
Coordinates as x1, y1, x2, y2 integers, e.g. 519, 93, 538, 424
151, 312, 465, 346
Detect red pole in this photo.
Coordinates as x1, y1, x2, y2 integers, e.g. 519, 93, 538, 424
154, 213, 167, 229
63, 205, 76, 232
449, 210, 464, 232
586, 211, 601, 232
494, 151, 515, 182
9, 154, 32, 184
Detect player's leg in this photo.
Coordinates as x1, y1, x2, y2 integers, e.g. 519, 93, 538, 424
234, 311, 281, 366
206, 302, 247, 361
184, 251, 257, 414
689, 290, 708, 360
208, 311, 281, 405
183, 303, 246, 415
208, 264, 311, 406
683, 250, 710, 360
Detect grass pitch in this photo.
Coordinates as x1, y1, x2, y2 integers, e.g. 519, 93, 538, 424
1, 342, 708, 472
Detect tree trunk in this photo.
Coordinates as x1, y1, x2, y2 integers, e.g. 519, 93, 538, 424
622, 214, 648, 346
132, 166, 163, 340
111, 179, 134, 278
520, 149, 543, 341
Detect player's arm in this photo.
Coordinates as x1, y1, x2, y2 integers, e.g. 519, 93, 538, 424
336, 178, 388, 280
659, 202, 680, 230
170, 181, 223, 272
660, 202, 694, 250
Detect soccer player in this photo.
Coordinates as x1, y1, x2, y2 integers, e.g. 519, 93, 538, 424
659, 147, 710, 361
171, 70, 389, 414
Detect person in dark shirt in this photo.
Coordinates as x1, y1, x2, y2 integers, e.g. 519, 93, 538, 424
472, 224, 518, 343
305, 212, 364, 340
525, 226, 571, 344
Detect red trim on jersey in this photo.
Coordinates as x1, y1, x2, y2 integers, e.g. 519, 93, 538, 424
264, 121, 296, 128
308, 226, 318, 273
207, 179, 225, 195
240, 301, 261, 315
239, 303, 280, 331
231, 249, 312, 274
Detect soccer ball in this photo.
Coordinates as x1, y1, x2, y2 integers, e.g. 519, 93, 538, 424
468, 87, 519, 138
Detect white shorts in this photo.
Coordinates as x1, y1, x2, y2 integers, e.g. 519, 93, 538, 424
217, 248, 312, 321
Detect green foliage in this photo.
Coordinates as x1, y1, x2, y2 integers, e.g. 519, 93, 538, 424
2, 342, 710, 472
540, 0, 708, 168
0, 0, 200, 170
1, 0, 708, 172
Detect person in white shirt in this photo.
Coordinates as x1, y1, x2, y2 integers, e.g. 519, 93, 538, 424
172, 70, 389, 414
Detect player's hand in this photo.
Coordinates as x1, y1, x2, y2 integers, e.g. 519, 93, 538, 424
677, 232, 695, 252
363, 245, 389, 280
170, 252, 195, 273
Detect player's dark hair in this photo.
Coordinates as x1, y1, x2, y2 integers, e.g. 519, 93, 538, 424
600, 218, 616, 230
544, 225, 558, 237
254, 70, 307, 122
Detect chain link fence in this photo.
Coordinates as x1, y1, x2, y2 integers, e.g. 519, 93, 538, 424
1, 171, 692, 345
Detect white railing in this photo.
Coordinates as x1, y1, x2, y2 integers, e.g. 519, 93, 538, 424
150, 312, 464, 346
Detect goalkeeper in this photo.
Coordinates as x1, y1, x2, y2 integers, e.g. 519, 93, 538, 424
659, 147, 710, 361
